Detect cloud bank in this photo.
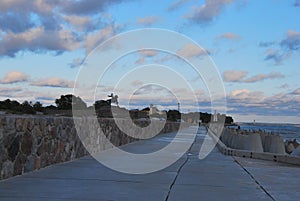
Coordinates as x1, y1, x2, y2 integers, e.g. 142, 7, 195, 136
223, 70, 284, 83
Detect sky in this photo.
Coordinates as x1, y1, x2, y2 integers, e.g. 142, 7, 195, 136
0, 0, 299, 124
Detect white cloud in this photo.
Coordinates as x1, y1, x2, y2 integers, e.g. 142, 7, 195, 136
0, 0, 127, 57
0, 26, 80, 57
229, 89, 265, 103
280, 83, 290, 89
31, 77, 74, 88
226, 89, 300, 118
0, 0, 56, 14
292, 88, 300, 95
61, 0, 125, 15
243, 72, 284, 83
0, 71, 28, 84
68, 58, 86, 68
176, 43, 209, 58
223, 70, 247, 82
168, 0, 193, 11
264, 48, 290, 65
137, 16, 159, 26
186, 0, 234, 24
261, 30, 300, 65
135, 49, 158, 64
217, 32, 241, 40
131, 80, 144, 86
135, 57, 145, 65
259, 41, 275, 47
64, 15, 91, 31
0, 86, 22, 96
223, 70, 285, 83
85, 25, 118, 54
280, 30, 300, 51
138, 49, 158, 57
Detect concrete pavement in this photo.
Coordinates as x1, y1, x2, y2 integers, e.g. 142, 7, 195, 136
0, 126, 298, 201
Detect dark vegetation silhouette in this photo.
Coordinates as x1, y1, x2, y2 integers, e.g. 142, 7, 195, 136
0, 94, 234, 124
55, 94, 87, 110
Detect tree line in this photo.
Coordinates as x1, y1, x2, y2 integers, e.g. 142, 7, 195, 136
0, 94, 85, 114
0, 94, 234, 124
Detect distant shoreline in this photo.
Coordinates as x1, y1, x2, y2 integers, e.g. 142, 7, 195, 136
236, 122, 300, 126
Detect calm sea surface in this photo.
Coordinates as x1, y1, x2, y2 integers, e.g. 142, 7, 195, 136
236, 123, 300, 142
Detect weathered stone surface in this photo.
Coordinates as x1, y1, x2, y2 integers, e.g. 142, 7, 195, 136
291, 139, 299, 149
13, 153, 26, 175
26, 118, 35, 131
39, 119, 47, 132
37, 140, 45, 156
3, 131, 15, 148
50, 126, 57, 139
7, 117, 15, 130
15, 118, 24, 132
20, 131, 33, 156
49, 139, 59, 156
34, 117, 41, 127
8, 136, 20, 161
32, 126, 42, 137
0, 115, 184, 180
285, 142, 295, 154
285, 139, 299, 154
0, 128, 3, 141
291, 146, 300, 157
0, 117, 7, 127
34, 156, 41, 170
40, 152, 50, 168
24, 155, 35, 172
0, 145, 7, 162
1, 160, 13, 179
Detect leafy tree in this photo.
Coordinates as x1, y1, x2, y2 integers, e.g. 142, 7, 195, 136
10, 100, 20, 109
225, 116, 234, 124
93, 100, 112, 118
94, 100, 111, 109
20, 101, 36, 114
33, 101, 43, 112
167, 110, 181, 122
0, 99, 12, 110
45, 105, 57, 110
55, 94, 87, 110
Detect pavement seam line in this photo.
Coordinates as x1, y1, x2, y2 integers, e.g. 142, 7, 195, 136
164, 154, 189, 201
164, 128, 198, 201
233, 157, 276, 201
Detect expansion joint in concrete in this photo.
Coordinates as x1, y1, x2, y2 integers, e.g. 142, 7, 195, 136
233, 157, 276, 201
164, 135, 196, 201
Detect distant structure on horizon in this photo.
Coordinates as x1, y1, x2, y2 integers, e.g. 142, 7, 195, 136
213, 110, 218, 122
149, 104, 165, 116
108, 93, 119, 106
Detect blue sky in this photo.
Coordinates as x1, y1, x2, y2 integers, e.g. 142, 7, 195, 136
0, 0, 299, 123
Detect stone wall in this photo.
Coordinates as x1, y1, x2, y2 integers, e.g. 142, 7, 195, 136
0, 115, 185, 180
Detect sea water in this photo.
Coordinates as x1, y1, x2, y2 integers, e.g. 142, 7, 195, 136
236, 123, 300, 142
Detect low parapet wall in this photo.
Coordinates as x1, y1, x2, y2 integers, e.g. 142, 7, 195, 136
208, 127, 300, 166
0, 115, 186, 180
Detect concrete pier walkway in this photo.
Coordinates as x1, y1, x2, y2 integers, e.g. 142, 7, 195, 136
0, 127, 299, 201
